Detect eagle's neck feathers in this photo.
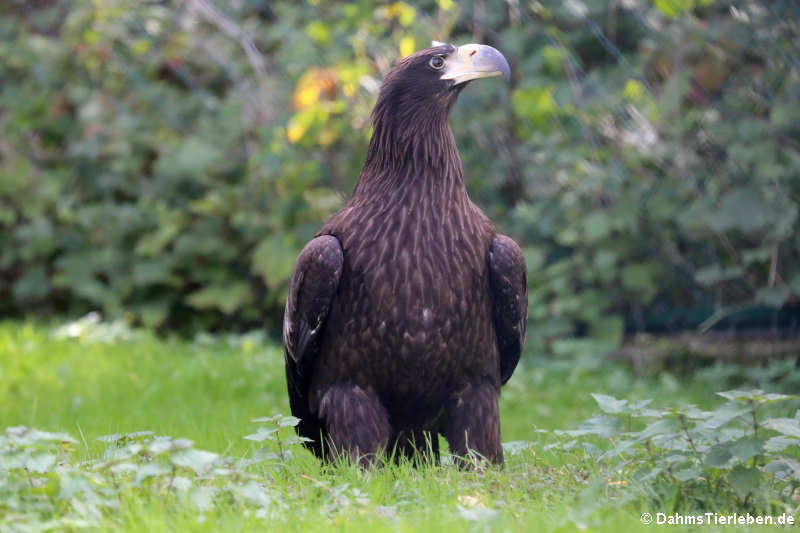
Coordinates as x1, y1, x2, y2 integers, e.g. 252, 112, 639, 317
354, 95, 464, 200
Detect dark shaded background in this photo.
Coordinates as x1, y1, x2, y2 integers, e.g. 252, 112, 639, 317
1, 0, 798, 351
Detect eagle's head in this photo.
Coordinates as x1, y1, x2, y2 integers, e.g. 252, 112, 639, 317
373, 43, 510, 124
363, 43, 509, 177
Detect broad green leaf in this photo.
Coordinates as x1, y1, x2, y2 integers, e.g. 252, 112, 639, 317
150, 438, 192, 455
277, 416, 302, 428
634, 418, 679, 440
132, 260, 172, 286
191, 486, 217, 511
6, 427, 78, 445
97, 433, 124, 443
756, 286, 791, 308
621, 263, 658, 302
542, 46, 566, 75
763, 436, 800, 453
12, 264, 50, 302
305, 21, 330, 45
694, 265, 744, 286
251, 415, 299, 426
590, 393, 628, 414
135, 221, 183, 256
383, 2, 416, 27
521, 246, 546, 271
239, 448, 280, 467
170, 476, 192, 492
623, 79, 645, 101
589, 315, 624, 344
155, 137, 223, 178
632, 465, 663, 483
109, 462, 138, 474
728, 436, 766, 463
187, 282, 253, 315
399, 36, 415, 57
709, 186, 774, 234
171, 449, 218, 473
251, 235, 299, 289
501, 441, 536, 456
58, 471, 96, 500
25, 453, 56, 473
582, 211, 612, 242
715, 389, 796, 403
654, 0, 694, 19
234, 481, 272, 507
791, 275, 800, 295
741, 247, 774, 265
103, 443, 143, 461
562, 414, 622, 438
763, 418, 800, 438
135, 462, 171, 483
599, 439, 637, 461
287, 109, 318, 143
243, 428, 278, 442
663, 405, 712, 420
512, 86, 559, 129
727, 465, 761, 499
673, 468, 702, 482
283, 435, 314, 446
97, 430, 154, 444
701, 403, 750, 429
126, 431, 155, 440
763, 458, 800, 481
717, 389, 764, 401
704, 443, 732, 468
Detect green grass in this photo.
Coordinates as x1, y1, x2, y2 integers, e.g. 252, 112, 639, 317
1, 320, 797, 532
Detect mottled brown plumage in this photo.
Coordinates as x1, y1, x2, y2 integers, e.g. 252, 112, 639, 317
283, 43, 527, 465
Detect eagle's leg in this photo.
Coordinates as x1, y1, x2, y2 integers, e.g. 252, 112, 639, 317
318, 384, 391, 467
390, 429, 440, 465
443, 382, 503, 465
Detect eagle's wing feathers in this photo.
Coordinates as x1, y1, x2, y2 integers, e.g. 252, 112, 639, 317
283, 235, 343, 366
487, 234, 528, 385
283, 235, 343, 451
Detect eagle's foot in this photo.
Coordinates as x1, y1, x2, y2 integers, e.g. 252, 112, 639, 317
318, 384, 391, 467
443, 382, 503, 465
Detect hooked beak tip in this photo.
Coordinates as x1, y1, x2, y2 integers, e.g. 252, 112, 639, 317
441, 43, 511, 85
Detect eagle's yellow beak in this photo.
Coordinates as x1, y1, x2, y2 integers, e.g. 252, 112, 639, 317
440, 44, 511, 85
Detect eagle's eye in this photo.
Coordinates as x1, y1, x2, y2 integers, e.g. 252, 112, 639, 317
428, 55, 445, 70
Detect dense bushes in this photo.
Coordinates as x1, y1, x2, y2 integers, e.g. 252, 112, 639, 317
1, 0, 798, 341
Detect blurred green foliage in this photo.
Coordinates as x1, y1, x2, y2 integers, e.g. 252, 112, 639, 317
0, 0, 797, 342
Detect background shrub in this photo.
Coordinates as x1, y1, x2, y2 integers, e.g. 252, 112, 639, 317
1, 0, 797, 341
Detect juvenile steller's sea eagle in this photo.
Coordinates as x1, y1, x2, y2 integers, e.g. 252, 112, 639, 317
283, 43, 527, 465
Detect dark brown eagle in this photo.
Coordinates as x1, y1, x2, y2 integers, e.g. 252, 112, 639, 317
283, 43, 527, 465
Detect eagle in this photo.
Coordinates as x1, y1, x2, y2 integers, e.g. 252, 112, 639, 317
283, 43, 527, 465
